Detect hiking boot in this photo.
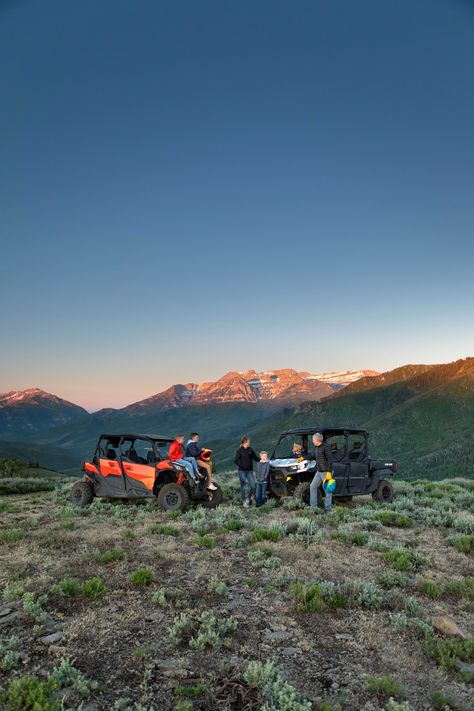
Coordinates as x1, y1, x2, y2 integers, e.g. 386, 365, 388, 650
243, 499, 249, 508
207, 483, 217, 491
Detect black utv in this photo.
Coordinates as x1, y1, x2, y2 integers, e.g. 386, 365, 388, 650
268, 427, 398, 506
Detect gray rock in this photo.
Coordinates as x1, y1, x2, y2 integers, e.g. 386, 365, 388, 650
40, 631, 63, 645
0, 608, 12, 617
81, 705, 100, 711
281, 646, 301, 656
335, 634, 353, 640
456, 660, 474, 675
264, 630, 292, 641
0, 611, 18, 625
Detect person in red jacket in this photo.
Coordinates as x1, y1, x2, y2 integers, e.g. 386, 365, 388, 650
168, 434, 201, 484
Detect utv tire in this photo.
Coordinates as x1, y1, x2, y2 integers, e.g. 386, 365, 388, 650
157, 483, 190, 512
373, 479, 394, 503
200, 484, 223, 509
293, 481, 319, 507
70, 481, 94, 508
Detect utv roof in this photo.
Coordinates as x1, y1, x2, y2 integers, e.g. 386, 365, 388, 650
100, 433, 174, 442
280, 427, 368, 436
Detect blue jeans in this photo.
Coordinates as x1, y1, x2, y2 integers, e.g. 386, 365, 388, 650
310, 470, 332, 512
256, 481, 267, 506
183, 457, 200, 476
238, 470, 255, 502
175, 459, 199, 482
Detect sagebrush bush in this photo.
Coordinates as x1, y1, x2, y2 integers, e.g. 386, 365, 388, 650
0, 675, 60, 711
247, 545, 281, 569
376, 511, 412, 528
244, 660, 312, 711
52, 577, 81, 597
51, 658, 96, 695
23, 592, 48, 622
448, 534, 474, 555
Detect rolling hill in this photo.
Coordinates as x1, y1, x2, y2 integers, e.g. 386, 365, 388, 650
0, 388, 88, 439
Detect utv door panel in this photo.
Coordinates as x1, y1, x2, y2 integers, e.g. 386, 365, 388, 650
122, 462, 155, 494
347, 461, 370, 493
333, 462, 349, 496
97, 458, 126, 495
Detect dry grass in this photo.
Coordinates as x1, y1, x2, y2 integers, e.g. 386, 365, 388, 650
0, 478, 473, 710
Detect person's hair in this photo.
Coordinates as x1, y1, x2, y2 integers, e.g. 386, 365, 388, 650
190, 432, 199, 439
175, 433, 184, 438
293, 443, 302, 451
241, 436, 249, 445
259, 451, 268, 457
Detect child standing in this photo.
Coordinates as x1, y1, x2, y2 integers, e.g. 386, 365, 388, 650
255, 451, 270, 507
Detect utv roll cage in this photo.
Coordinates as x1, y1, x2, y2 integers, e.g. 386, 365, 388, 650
271, 427, 369, 460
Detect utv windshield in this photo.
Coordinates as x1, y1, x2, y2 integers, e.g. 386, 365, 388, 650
272, 434, 307, 459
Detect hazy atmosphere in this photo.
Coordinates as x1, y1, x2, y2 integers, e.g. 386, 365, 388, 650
1, 0, 473, 409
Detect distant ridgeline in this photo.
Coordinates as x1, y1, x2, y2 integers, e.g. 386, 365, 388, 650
0, 357, 473, 481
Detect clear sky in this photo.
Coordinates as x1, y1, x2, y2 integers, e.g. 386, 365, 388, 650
1, 0, 473, 410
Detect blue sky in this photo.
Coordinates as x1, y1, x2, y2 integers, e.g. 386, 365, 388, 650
1, 0, 473, 409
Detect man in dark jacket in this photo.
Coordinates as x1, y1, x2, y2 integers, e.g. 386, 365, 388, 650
234, 436, 259, 507
308, 432, 334, 512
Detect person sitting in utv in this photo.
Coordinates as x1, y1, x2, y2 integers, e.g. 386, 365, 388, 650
289, 442, 306, 459
168, 434, 202, 484
185, 432, 217, 491
105, 442, 117, 460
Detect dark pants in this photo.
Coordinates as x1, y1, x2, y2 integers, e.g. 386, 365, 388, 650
238, 470, 255, 501
256, 481, 267, 507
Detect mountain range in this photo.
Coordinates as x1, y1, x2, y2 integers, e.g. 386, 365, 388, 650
1, 360, 473, 481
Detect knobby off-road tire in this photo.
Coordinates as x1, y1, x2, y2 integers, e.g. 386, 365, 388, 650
156, 483, 190, 512
200, 484, 224, 509
372, 479, 394, 503
293, 481, 313, 506
70, 481, 94, 507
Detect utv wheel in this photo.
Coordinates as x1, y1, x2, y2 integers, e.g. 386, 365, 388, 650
293, 481, 318, 506
200, 484, 223, 509
373, 479, 394, 503
70, 481, 94, 507
156, 483, 190, 512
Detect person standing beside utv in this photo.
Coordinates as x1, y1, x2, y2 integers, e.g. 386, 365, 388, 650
185, 432, 217, 491
308, 432, 334, 513
234, 436, 259, 508
255, 451, 270, 507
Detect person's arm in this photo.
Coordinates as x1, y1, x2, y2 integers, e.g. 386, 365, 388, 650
252, 448, 259, 462
168, 442, 178, 460
325, 443, 333, 471
234, 448, 241, 467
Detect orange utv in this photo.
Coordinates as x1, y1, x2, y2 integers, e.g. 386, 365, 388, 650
70, 433, 223, 511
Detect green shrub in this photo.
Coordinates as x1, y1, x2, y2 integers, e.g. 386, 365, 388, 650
0, 675, 60, 711
417, 579, 441, 599
244, 660, 312, 711
149, 523, 180, 537
376, 511, 412, 528
52, 577, 81, 597
22, 592, 48, 622
377, 572, 409, 589
351, 531, 369, 546
152, 587, 168, 607
81, 577, 107, 598
0, 528, 23, 543
2, 578, 25, 602
247, 545, 281, 569
189, 611, 237, 651
51, 658, 95, 695
431, 690, 464, 710
423, 631, 474, 670
92, 547, 125, 564
168, 613, 193, 647
251, 526, 284, 543
449, 534, 474, 555
357, 581, 384, 609
382, 548, 426, 572
289, 581, 346, 612
175, 682, 206, 698
130, 568, 154, 586
192, 535, 215, 548
0, 501, 19, 513
223, 518, 245, 531
443, 576, 474, 600
207, 577, 229, 596
366, 674, 406, 699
